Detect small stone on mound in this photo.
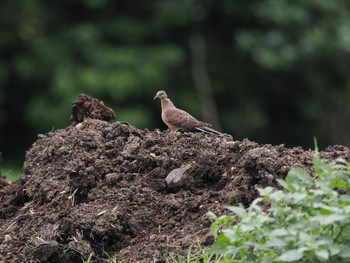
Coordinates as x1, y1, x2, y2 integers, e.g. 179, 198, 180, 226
165, 164, 192, 189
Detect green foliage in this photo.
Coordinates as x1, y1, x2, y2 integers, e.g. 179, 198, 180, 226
236, 0, 350, 69
208, 149, 350, 262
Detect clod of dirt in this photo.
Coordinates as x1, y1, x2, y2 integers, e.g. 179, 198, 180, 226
70, 93, 115, 123
1, 100, 350, 262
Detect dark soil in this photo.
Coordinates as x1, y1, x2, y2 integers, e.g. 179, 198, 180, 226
1, 95, 350, 262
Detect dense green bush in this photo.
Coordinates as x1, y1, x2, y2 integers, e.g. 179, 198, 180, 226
3, 0, 350, 165
208, 146, 350, 262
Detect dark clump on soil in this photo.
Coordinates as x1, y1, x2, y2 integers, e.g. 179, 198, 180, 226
1, 96, 350, 263
70, 93, 115, 124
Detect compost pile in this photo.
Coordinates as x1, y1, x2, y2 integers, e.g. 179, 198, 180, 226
1, 94, 350, 263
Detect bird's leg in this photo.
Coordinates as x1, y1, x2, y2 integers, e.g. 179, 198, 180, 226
165, 129, 182, 134
175, 128, 186, 133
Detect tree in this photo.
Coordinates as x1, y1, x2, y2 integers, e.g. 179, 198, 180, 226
1, 0, 350, 166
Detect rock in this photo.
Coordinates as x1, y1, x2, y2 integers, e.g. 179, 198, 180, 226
165, 164, 192, 189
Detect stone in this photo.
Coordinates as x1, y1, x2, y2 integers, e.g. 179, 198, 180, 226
165, 164, 192, 189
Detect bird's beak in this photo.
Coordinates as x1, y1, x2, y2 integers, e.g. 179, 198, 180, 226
153, 95, 158, 100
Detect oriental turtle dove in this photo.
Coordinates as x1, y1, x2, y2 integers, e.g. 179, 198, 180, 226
154, 90, 221, 135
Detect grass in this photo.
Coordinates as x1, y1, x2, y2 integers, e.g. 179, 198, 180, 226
81, 252, 119, 263
81, 242, 234, 263
81, 254, 93, 263
165, 243, 234, 263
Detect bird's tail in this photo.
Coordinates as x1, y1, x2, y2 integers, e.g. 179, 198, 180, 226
195, 126, 222, 135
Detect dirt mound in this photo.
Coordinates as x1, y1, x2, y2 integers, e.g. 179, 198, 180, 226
1, 100, 350, 262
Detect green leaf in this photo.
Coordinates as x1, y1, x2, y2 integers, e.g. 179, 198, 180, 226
277, 179, 290, 190
209, 233, 234, 254
313, 154, 331, 178
313, 137, 319, 152
290, 192, 307, 203
240, 223, 255, 232
331, 176, 350, 189
340, 249, 350, 259
288, 167, 313, 186
316, 249, 329, 260
270, 229, 289, 237
329, 246, 341, 256
209, 221, 219, 238
211, 214, 236, 225
226, 205, 248, 219
259, 238, 287, 248
339, 194, 350, 203
319, 208, 332, 215
299, 232, 311, 242
315, 239, 332, 247
222, 228, 239, 241
310, 213, 348, 225
207, 212, 235, 238
285, 172, 299, 185
258, 187, 274, 196
249, 197, 263, 212
279, 249, 304, 262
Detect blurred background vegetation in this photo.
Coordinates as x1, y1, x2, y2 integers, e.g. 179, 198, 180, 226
1, 0, 350, 180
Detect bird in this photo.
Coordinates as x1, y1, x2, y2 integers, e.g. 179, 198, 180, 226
153, 90, 221, 135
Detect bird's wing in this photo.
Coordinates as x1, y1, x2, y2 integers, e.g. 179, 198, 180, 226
163, 108, 211, 129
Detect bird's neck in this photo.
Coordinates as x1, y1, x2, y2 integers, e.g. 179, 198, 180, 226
161, 98, 175, 109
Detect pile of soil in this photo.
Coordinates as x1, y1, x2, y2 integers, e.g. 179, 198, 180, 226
1, 95, 350, 262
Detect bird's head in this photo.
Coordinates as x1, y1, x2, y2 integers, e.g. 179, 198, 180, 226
153, 90, 168, 100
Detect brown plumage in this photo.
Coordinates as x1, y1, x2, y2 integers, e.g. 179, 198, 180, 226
153, 90, 221, 135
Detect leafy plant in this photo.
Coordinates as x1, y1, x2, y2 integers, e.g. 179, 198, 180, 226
208, 146, 350, 262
